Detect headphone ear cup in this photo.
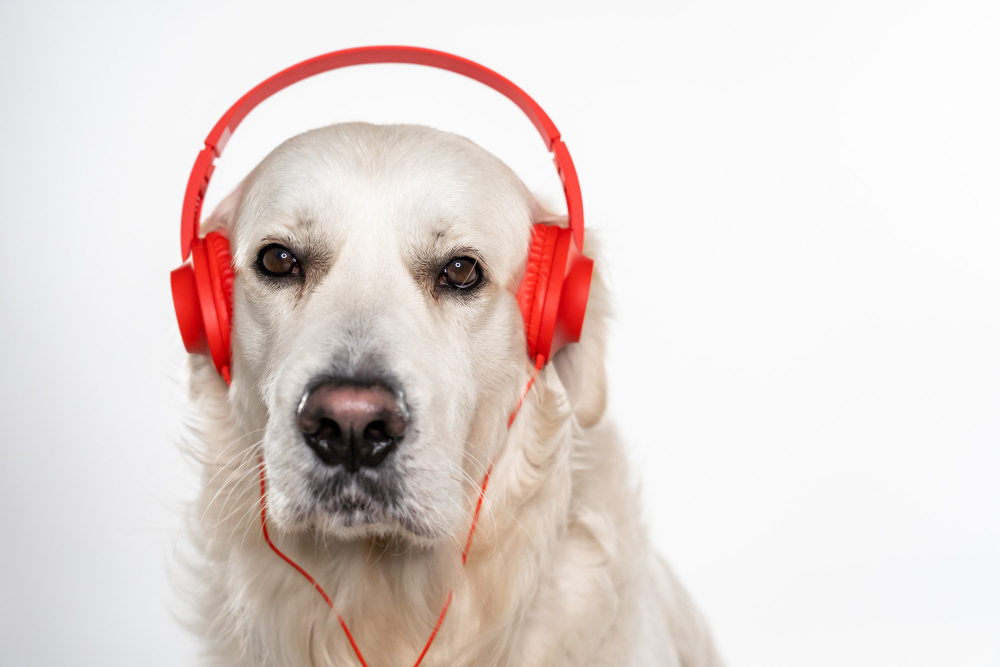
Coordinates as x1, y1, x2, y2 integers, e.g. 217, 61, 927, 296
201, 232, 234, 383
170, 233, 234, 384
171, 260, 209, 357
517, 223, 595, 366
517, 224, 545, 327
517, 224, 560, 362
203, 232, 234, 341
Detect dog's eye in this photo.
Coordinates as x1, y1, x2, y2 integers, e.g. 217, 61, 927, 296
257, 244, 301, 278
438, 257, 482, 290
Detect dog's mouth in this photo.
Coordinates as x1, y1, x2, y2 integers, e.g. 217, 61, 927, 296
312, 469, 398, 522
288, 465, 437, 542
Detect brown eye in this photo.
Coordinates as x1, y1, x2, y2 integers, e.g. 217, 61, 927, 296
258, 244, 300, 277
439, 257, 482, 290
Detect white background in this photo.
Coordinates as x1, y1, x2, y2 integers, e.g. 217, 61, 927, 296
1, 0, 997, 665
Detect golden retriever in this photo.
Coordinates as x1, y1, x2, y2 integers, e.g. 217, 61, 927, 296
179, 122, 722, 666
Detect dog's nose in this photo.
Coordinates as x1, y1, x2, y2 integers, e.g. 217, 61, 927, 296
297, 382, 408, 472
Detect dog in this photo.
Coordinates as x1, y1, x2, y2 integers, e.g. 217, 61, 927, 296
178, 122, 722, 666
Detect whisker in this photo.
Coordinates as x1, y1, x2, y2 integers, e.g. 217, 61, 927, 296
200, 444, 263, 523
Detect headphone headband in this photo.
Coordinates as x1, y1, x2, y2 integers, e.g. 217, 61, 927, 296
180, 45, 584, 260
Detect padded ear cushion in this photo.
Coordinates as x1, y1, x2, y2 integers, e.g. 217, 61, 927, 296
517, 224, 560, 360
517, 225, 546, 324
203, 231, 234, 377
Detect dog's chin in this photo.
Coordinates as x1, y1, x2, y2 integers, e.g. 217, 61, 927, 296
312, 510, 442, 548
268, 483, 448, 549
269, 506, 443, 550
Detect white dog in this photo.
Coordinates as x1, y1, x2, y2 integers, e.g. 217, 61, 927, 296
179, 122, 722, 666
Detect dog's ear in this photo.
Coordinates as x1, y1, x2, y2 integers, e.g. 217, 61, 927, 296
199, 176, 249, 237
551, 235, 609, 429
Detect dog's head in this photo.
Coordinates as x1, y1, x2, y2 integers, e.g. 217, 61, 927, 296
198, 123, 605, 546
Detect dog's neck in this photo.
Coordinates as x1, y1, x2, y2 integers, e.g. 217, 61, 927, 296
185, 359, 601, 667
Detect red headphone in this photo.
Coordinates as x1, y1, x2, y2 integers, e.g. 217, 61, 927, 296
170, 46, 593, 384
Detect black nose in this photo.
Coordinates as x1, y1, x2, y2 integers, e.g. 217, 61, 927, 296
297, 382, 408, 472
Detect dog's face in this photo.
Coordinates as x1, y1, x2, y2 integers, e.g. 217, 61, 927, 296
220, 124, 539, 545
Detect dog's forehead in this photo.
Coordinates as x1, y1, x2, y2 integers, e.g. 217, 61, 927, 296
237, 123, 535, 260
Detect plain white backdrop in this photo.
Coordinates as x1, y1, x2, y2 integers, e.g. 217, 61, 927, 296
1, 0, 997, 665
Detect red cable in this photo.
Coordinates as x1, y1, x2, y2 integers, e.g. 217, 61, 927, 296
412, 591, 452, 667
462, 467, 491, 565
257, 358, 544, 666
257, 462, 335, 608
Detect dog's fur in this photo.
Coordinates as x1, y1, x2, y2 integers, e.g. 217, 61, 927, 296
179, 123, 722, 666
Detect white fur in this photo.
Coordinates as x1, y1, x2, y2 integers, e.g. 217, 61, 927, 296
178, 123, 722, 666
